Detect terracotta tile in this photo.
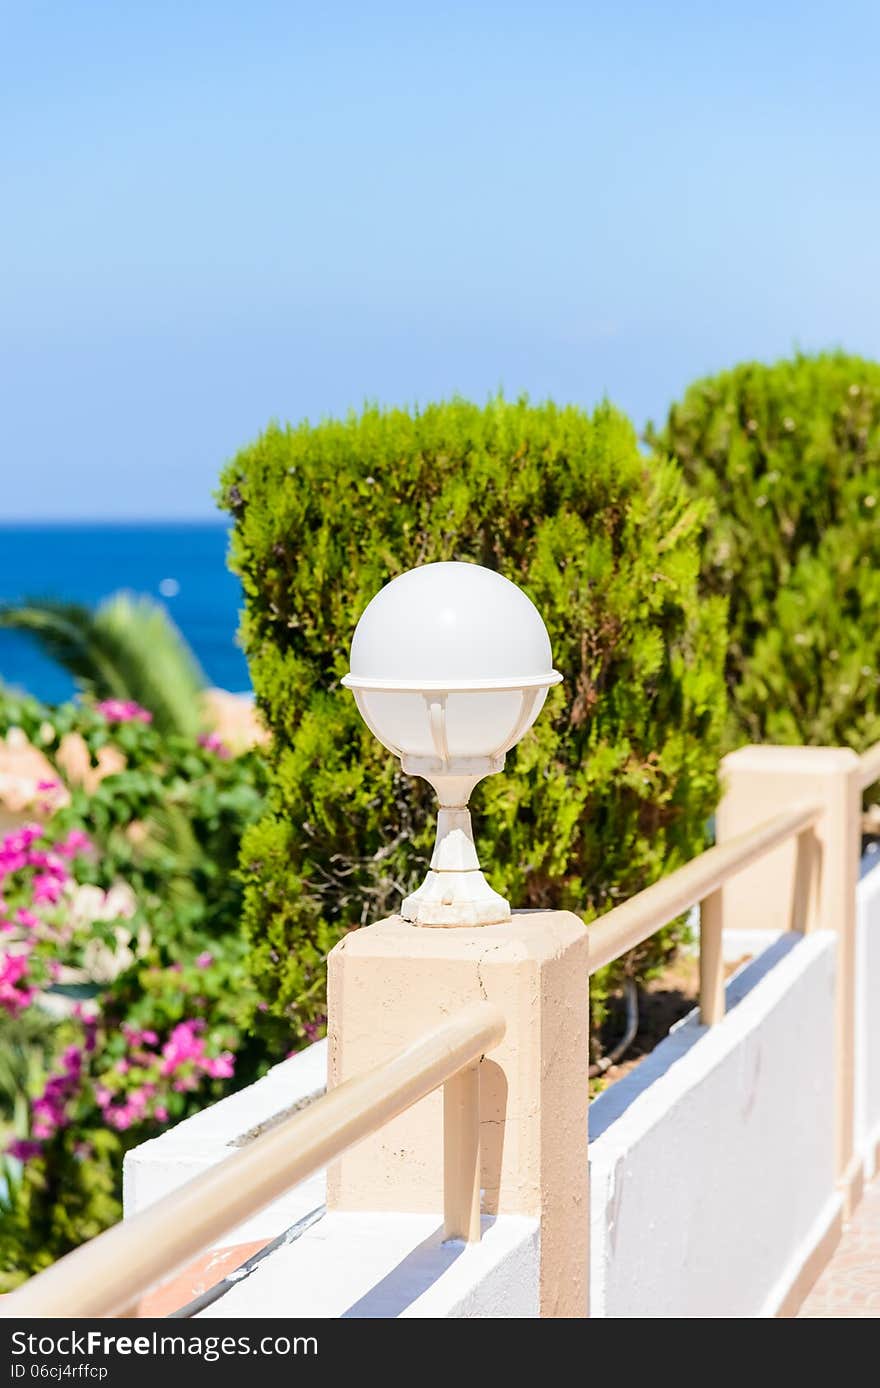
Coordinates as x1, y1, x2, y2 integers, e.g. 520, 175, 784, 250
798, 1178, 880, 1318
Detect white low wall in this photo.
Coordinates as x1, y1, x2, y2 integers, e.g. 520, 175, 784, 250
590, 930, 838, 1318
856, 851, 880, 1178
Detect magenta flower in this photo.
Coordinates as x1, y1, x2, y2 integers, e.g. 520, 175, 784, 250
96, 699, 153, 724
7, 1139, 43, 1162
25, 1045, 83, 1138
0, 824, 43, 884
195, 951, 213, 969
203, 1053, 235, 1079
302, 1013, 327, 1043
1, 825, 43, 856
197, 732, 231, 759
121, 1024, 158, 1047
32, 873, 64, 905
0, 951, 35, 1014
160, 1019, 206, 1075
57, 829, 94, 859
15, 908, 40, 930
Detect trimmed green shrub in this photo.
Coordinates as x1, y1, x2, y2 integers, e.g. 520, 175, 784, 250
652, 353, 880, 748
220, 397, 728, 1041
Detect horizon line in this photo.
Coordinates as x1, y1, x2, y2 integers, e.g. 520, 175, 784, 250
0, 516, 231, 527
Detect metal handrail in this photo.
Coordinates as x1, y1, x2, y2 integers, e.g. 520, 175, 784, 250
1, 1001, 505, 1320
587, 802, 820, 1024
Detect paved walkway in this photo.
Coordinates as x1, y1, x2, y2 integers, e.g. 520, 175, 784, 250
799, 1177, 880, 1317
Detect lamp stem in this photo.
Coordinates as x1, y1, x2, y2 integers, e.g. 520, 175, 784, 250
400, 784, 510, 928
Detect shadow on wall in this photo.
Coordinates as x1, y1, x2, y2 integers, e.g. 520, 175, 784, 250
340, 1221, 477, 1318
589, 933, 802, 1142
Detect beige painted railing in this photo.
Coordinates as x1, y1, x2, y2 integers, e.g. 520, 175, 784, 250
587, 802, 820, 1025
1, 1000, 505, 1320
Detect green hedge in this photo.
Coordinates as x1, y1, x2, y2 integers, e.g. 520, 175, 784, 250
220, 398, 727, 1040
653, 352, 880, 748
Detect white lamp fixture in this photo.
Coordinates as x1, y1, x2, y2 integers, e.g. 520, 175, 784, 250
342, 561, 562, 927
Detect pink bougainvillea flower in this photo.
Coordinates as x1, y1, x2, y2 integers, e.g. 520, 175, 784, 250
160, 1019, 206, 1075
36, 779, 60, 792
0, 951, 35, 1014
32, 873, 64, 905
7, 1139, 43, 1162
197, 732, 231, 759
195, 951, 213, 969
25, 848, 68, 877
203, 1053, 235, 1080
121, 1024, 158, 1048
95, 699, 153, 724
0, 824, 43, 883
15, 908, 40, 930
1, 824, 43, 856
26, 1044, 83, 1139
57, 829, 94, 859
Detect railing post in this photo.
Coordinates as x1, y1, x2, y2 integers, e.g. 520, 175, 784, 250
699, 888, 725, 1024
443, 1063, 481, 1242
715, 746, 862, 1212
326, 911, 590, 1318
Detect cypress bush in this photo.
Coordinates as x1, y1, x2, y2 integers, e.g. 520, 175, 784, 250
220, 398, 727, 1041
653, 353, 880, 748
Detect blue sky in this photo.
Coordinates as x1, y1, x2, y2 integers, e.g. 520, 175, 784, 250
2, 1, 879, 519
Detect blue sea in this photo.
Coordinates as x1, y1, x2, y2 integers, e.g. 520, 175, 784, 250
0, 523, 250, 703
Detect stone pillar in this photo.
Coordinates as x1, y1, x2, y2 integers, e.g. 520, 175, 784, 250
326, 910, 590, 1318
716, 746, 862, 1210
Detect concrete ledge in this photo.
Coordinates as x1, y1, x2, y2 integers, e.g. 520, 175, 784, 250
196, 1213, 539, 1319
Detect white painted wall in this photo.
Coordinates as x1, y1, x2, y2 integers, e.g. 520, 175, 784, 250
589, 931, 838, 1319
856, 851, 880, 1177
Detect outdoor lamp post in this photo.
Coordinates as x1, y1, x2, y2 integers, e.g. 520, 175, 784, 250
342, 561, 562, 927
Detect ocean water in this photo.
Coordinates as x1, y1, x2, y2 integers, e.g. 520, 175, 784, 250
0, 523, 250, 703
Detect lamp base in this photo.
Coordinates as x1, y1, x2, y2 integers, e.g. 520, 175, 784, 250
401, 868, 510, 928
400, 803, 510, 927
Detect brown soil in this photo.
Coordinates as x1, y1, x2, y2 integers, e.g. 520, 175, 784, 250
591, 954, 751, 1096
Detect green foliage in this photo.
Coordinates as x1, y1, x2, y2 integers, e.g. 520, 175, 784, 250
651, 352, 880, 749
0, 593, 207, 738
220, 397, 728, 1037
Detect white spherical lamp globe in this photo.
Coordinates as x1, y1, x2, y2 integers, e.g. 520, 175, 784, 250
342, 562, 561, 927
